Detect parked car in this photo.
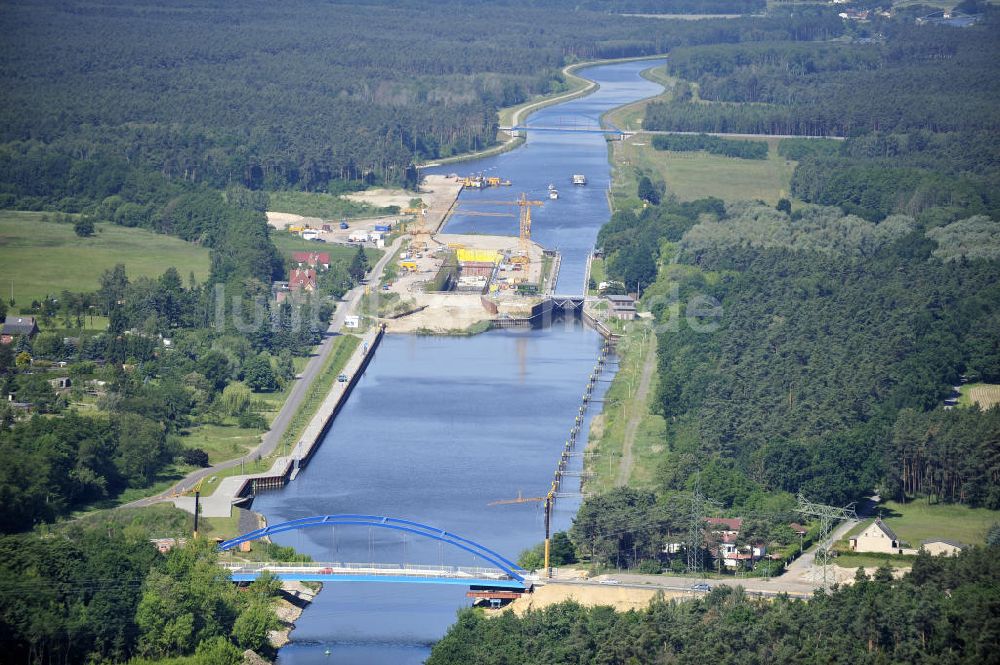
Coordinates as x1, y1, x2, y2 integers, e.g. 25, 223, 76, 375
337, 374, 349, 383
691, 582, 712, 592
598, 578, 621, 585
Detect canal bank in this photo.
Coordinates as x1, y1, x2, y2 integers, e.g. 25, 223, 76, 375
253, 58, 667, 665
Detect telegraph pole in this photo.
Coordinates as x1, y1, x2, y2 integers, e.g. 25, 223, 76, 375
795, 492, 857, 587
543, 494, 552, 578
193, 490, 200, 539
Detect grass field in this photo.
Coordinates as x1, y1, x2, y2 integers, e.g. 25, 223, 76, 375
855, 500, 999, 547
267, 190, 393, 219
277, 334, 360, 455
960, 383, 1000, 410
834, 553, 916, 569
586, 323, 666, 492
603, 64, 796, 205
0, 211, 210, 306
272, 231, 382, 265
611, 138, 796, 205
587, 257, 607, 295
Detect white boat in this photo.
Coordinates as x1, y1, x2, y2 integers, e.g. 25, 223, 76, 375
572, 174, 587, 185
548, 183, 556, 190
549, 189, 559, 200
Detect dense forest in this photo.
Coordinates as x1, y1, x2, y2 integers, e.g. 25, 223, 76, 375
429, 546, 1000, 664
643, 19, 1000, 220
596, 15, 1000, 522
0, 524, 288, 664
646, 22, 1000, 137
599, 199, 1000, 510
0, 0, 842, 215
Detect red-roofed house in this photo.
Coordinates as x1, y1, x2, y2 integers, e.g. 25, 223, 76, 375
289, 268, 317, 292
292, 252, 331, 270
705, 517, 768, 569
706, 517, 743, 534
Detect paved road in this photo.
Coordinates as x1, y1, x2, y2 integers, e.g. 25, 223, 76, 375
125, 238, 403, 509
546, 571, 815, 598
631, 129, 845, 140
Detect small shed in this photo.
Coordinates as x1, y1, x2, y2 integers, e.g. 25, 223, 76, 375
921, 539, 965, 557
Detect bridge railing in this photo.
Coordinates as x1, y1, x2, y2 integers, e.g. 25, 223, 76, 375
220, 561, 517, 579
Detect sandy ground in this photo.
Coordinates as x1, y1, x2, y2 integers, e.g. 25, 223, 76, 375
342, 188, 415, 209
266, 176, 463, 249
829, 565, 910, 584
340, 175, 463, 232
266, 211, 323, 229
379, 233, 546, 333
507, 582, 685, 615
384, 293, 492, 333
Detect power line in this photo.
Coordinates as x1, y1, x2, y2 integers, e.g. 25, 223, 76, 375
795, 492, 857, 588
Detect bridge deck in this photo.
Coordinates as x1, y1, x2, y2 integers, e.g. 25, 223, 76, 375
222, 562, 529, 588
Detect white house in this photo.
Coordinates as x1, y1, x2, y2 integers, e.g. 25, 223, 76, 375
850, 518, 903, 554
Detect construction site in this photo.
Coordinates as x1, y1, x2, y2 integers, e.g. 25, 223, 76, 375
365, 178, 573, 334
266, 173, 588, 335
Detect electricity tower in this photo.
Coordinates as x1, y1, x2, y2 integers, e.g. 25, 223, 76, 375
795, 492, 858, 587
686, 480, 720, 575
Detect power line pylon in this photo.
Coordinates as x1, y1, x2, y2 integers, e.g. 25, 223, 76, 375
686, 479, 721, 575
795, 492, 857, 587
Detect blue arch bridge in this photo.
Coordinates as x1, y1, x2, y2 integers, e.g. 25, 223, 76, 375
218, 515, 532, 592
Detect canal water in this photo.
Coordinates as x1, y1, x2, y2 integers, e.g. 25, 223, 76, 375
254, 58, 666, 665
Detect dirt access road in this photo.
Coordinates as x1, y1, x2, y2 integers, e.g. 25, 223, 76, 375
616, 331, 656, 486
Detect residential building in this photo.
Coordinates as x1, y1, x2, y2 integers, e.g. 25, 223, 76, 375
1, 315, 38, 345
289, 268, 318, 292
850, 518, 903, 554
605, 295, 636, 320
292, 251, 331, 270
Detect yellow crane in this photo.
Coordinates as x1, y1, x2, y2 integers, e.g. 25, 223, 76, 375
468, 194, 544, 254
406, 205, 514, 252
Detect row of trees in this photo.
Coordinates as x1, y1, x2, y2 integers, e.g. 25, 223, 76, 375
887, 407, 1000, 508
651, 133, 768, 159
